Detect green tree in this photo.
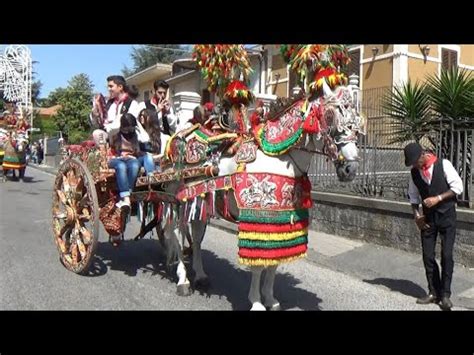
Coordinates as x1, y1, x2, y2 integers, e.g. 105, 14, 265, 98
122, 45, 189, 77
42, 87, 67, 107
53, 73, 94, 143
382, 81, 432, 144
425, 66, 474, 120
31, 80, 43, 106
31, 61, 42, 106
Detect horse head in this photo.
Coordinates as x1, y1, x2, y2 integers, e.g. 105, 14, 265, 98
310, 80, 365, 182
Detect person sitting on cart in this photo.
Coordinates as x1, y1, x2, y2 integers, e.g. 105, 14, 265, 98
137, 108, 162, 172
91, 75, 142, 145
108, 113, 156, 211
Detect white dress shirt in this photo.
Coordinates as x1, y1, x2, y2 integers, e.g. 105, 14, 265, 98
137, 100, 179, 134
408, 159, 464, 204
104, 99, 141, 133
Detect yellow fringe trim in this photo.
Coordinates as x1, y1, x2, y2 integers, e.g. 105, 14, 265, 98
2, 162, 26, 169
239, 253, 307, 266
238, 229, 308, 241
181, 123, 201, 138
207, 132, 238, 143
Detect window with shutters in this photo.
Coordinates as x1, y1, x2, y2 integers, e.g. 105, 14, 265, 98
342, 49, 361, 78
441, 48, 458, 70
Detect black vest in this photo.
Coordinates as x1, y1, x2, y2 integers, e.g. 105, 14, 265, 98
411, 159, 456, 214
105, 97, 134, 117
144, 99, 171, 136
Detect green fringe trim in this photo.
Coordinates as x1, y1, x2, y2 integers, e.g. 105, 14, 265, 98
238, 235, 308, 249
239, 208, 309, 224
259, 126, 304, 155
194, 130, 210, 143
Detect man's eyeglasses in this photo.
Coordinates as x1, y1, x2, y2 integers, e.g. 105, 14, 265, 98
156, 91, 166, 95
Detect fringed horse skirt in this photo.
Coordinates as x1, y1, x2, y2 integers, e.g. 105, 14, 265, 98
233, 172, 313, 266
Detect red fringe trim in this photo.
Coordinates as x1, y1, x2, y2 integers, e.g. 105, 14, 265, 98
238, 220, 309, 233
238, 244, 307, 259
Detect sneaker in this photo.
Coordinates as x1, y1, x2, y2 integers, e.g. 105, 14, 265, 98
115, 200, 131, 209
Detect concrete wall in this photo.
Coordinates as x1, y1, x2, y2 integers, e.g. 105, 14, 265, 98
309, 191, 474, 267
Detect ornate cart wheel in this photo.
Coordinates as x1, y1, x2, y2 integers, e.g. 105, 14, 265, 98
52, 158, 99, 275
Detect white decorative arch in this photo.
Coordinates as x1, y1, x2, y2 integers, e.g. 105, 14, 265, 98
0, 45, 33, 125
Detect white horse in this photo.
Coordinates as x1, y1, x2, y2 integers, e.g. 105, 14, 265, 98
155, 82, 364, 306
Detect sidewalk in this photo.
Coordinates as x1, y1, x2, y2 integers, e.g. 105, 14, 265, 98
211, 219, 474, 310
27, 162, 58, 176
29, 163, 474, 310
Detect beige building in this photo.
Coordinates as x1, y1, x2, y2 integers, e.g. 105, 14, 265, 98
125, 45, 474, 126
125, 49, 277, 122
344, 44, 474, 90
125, 63, 172, 102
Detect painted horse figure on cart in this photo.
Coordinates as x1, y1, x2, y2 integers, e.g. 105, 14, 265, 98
159, 45, 366, 309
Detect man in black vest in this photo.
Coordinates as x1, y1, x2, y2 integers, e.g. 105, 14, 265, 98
404, 142, 463, 310
138, 80, 178, 136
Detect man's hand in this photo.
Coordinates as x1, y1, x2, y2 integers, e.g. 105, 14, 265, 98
157, 98, 166, 112
94, 94, 102, 106
162, 99, 170, 113
423, 196, 441, 209
415, 215, 430, 231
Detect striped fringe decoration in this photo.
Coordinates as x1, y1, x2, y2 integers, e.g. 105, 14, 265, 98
180, 192, 218, 224
237, 208, 309, 266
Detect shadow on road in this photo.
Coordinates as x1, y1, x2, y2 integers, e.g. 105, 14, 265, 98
86, 239, 171, 281
194, 249, 322, 310
363, 278, 426, 298
84, 238, 322, 310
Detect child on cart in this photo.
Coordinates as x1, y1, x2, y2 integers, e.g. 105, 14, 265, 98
108, 113, 155, 212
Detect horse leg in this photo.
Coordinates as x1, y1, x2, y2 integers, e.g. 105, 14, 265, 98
262, 265, 281, 310
249, 266, 266, 310
162, 218, 191, 297
180, 222, 193, 257
191, 220, 209, 290
19, 168, 25, 182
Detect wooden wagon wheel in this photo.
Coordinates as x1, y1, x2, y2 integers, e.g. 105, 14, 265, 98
52, 158, 99, 274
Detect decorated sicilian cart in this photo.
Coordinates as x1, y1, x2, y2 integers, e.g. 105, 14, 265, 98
51, 133, 222, 274
52, 45, 366, 309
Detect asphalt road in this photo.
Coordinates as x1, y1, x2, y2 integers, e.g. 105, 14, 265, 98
0, 167, 444, 310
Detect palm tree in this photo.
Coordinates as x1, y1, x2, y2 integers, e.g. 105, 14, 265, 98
383, 67, 474, 206
382, 80, 433, 144
425, 66, 474, 122
426, 67, 474, 205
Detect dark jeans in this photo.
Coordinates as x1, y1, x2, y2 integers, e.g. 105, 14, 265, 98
108, 157, 141, 198
420, 207, 456, 297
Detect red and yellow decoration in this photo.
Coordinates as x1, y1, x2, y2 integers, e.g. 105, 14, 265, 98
224, 80, 254, 106
233, 172, 313, 266
193, 45, 253, 100
279, 44, 350, 93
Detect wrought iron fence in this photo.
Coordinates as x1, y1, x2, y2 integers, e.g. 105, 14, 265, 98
309, 86, 474, 208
